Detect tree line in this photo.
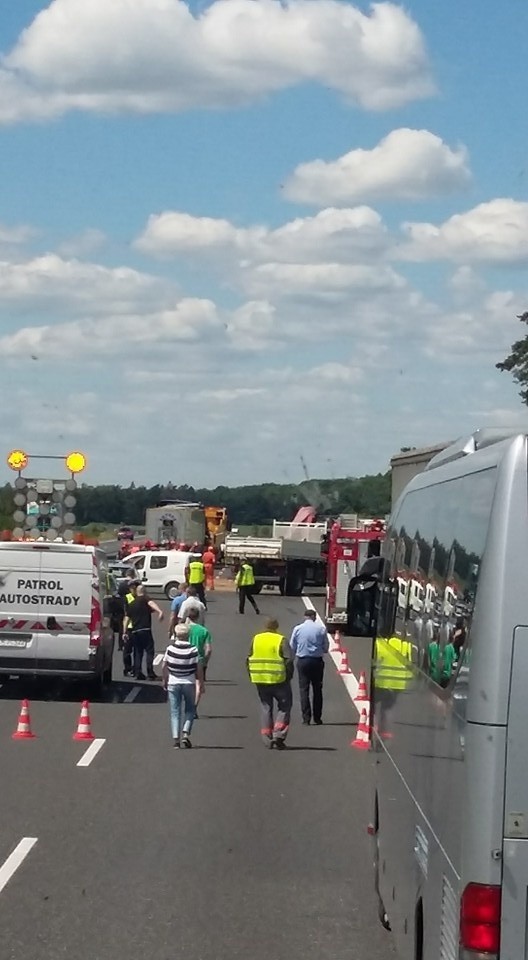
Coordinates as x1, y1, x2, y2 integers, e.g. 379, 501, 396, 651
0, 472, 391, 531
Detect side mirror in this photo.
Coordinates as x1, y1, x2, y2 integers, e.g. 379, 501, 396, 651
347, 576, 378, 638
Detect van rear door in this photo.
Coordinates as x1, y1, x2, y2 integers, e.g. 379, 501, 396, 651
0, 544, 43, 672
502, 624, 528, 959
34, 546, 92, 672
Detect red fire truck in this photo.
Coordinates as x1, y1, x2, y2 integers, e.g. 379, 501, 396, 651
324, 515, 385, 630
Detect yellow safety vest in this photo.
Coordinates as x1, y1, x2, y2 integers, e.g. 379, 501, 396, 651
248, 631, 287, 685
374, 636, 413, 691
188, 561, 205, 585
237, 563, 255, 587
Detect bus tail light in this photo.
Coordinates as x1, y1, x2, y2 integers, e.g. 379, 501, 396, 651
460, 883, 501, 956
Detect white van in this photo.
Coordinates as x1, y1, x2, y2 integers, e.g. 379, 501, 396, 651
0, 541, 114, 688
124, 550, 196, 598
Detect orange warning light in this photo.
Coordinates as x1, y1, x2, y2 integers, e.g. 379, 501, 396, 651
7, 449, 29, 472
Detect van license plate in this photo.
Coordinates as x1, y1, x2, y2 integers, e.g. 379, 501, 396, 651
0, 639, 28, 647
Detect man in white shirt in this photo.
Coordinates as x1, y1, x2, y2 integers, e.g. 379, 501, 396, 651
178, 585, 206, 626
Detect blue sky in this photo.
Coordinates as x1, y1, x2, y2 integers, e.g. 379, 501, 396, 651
0, 0, 527, 489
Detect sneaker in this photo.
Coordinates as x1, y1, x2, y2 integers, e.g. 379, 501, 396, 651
314, 719, 323, 725
123, 669, 134, 677
182, 735, 192, 749
147, 673, 159, 681
274, 739, 287, 750
136, 672, 146, 681
173, 738, 180, 749
302, 719, 311, 725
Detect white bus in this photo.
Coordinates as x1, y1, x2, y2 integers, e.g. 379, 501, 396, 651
347, 428, 528, 960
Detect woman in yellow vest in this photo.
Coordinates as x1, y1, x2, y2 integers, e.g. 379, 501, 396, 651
247, 618, 293, 749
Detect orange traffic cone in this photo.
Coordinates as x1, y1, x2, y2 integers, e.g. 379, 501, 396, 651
339, 647, 351, 674
12, 699, 36, 739
351, 708, 370, 750
331, 629, 342, 652
355, 670, 369, 701
73, 701, 95, 741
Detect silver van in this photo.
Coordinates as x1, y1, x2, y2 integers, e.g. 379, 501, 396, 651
0, 540, 114, 689
347, 429, 528, 960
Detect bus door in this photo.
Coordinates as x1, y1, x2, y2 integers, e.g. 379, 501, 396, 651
502, 624, 528, 959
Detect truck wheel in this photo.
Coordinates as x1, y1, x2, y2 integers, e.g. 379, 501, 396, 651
285, 565, 305, 596
164, 581, 180, 599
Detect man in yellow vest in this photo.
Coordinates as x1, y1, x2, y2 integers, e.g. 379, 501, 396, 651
373, 634, 413, 740
247, 617, 293, 749
235, 558, 260, 615
185, 555, 207, 608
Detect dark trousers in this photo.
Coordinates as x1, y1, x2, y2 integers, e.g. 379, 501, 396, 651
131, 628, 155, 677
193, 582, 206, 607
123, 632, 134, 672
239, 585, 259, 614
256, 681, 292, 742
297, 657, 324, 723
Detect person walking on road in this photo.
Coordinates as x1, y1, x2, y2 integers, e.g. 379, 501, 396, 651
236, 558, 260, 615
168, 584, 188, 636
162, 624, 204, 749
126, 584, 164, 680
186, 607, 212, 718
202, 546, 216, 591
185, 556, 207, 608
178, 586, 206, 625
247, 617, 293, 749
122, 579, 140, 677
290, 608, 329, 725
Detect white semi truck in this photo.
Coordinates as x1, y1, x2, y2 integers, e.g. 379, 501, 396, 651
144, 502, 206, 546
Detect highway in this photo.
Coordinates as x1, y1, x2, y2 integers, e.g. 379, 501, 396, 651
0, 589, 396, 960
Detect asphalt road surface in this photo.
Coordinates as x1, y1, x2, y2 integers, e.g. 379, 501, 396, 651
0, 590, 397, 960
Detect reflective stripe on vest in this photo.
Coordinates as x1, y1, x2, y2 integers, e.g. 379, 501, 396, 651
374, 637, 413, 691
238, 563, 255, 587
248, 631, 286, 685
188, 562, 205, 585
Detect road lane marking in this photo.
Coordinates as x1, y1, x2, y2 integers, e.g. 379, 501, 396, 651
302, 596, 360, 714
0, 838, 37, 894
124, 685, 141, 703
153, 653, 164, 666
77, 738, 105, 767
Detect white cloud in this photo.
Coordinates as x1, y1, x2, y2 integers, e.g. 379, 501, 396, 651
0, 253, 168, 316
0, 0, 434, 124
57, 228, 106, 258
284, 128, 470, 205
400, 199, 528, 264
0, 298, 221, 358
0, 222, 36, 245
136, 206, 389, 264
241, 262, 405, 299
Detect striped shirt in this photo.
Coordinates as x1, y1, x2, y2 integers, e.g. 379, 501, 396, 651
163, 640, 200, 687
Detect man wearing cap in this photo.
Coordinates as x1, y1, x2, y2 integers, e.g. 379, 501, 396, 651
290, 608, 329, 725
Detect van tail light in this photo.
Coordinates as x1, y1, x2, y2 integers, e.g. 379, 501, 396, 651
89, 597, 102, 648
460, 883, 501, 956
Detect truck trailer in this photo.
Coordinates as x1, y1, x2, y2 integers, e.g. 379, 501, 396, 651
223, 520, 328, 596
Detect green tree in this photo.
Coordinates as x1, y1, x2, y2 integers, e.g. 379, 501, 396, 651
497, 311, 528, 403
